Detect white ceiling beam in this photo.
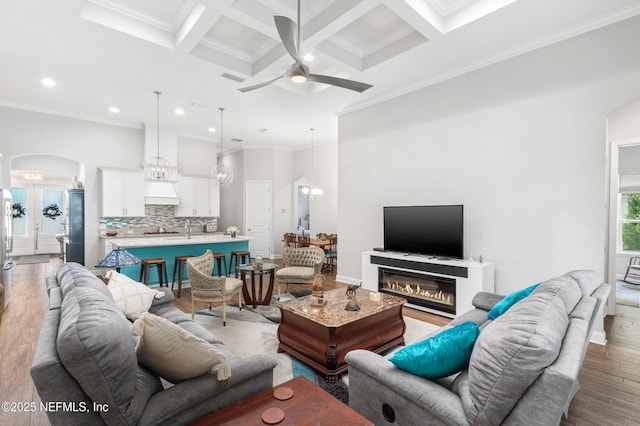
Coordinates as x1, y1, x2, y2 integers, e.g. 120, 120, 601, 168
302, 0, 381, 48
174, 0, 234, 54
386, 0, 444, 39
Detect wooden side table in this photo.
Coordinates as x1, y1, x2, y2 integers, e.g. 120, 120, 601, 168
239, 263, 277, 308
189, 376, 373, 425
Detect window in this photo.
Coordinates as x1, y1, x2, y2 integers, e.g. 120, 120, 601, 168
40, 188, 64, 235
620, 193, 640, 252
11, 187, 27, 237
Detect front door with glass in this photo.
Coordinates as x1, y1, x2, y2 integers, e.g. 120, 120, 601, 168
11, 186, 66, 256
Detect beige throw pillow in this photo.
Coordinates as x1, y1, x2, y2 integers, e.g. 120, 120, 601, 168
132, 312, 230, 383
106, 270, 163, 320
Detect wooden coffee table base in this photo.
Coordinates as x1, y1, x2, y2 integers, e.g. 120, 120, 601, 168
189, 376, 373, 425
277, 290, 406, 383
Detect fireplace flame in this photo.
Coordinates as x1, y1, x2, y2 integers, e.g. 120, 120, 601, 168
386, 280, 454, 306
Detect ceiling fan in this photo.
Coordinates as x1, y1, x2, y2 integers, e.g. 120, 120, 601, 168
239, 0, 373, 93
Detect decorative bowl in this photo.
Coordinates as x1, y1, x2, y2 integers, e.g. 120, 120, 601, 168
106, 231, 118, 237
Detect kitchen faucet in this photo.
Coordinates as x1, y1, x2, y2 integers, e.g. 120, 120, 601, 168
185, 220, 191, 239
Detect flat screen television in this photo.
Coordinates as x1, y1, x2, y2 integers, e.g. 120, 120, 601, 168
383, 205, 464, 259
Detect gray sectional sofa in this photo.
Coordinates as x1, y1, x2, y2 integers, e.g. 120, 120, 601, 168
345, 270, 611, 425
30, 262, 277, 426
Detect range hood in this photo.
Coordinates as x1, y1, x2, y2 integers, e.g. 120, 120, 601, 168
145, 180, 179, 205
143, 124, 180, 205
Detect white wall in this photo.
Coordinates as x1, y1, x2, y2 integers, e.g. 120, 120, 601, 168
338, 16, 640, 293
0, 107, 143, 266
292, 142, 338, 236
176, 136, 217, 177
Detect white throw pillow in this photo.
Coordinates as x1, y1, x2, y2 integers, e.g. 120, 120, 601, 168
132, 312, 230, 383
106, 270, 163, 320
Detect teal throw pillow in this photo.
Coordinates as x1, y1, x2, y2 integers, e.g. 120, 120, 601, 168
389, 321, 480, 379
487, 282, 541, 320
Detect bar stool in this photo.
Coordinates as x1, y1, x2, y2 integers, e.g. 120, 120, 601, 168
229, 250, 251, 278
172, 255, 194, 297
139, 258, 169, 287
211, 252, 228, 277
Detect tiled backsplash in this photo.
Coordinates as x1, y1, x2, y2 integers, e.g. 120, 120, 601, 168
99, 205, 217, 234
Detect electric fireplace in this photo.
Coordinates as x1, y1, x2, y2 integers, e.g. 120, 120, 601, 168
379, 268, 456, 315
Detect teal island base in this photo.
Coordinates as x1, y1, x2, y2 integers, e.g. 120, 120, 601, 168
117, 239, 250, 286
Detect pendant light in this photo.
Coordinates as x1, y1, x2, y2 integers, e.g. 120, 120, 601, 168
145, 91, 172, 181
212, 107, 233, 186
302, 128, 323, 200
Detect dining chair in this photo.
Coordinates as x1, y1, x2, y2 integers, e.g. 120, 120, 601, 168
284, 233, 297, 247
323, 234, 338, 272
186, 249, 243, 326
297, 235, 310, 247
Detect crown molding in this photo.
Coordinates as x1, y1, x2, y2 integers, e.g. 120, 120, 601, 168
337, 3, 640, 117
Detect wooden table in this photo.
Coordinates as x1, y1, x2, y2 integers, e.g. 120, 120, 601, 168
238, 263, 277, 308
309, 238, 331, 247
189, 376, 373, 425
277, 288, 406, 382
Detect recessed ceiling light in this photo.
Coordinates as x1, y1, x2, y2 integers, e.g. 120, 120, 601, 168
41, 78, 56, 87
208, 127, 216, 133
174, 108, 185, 116
109, 107, 120, 114
303, 53, 314, 62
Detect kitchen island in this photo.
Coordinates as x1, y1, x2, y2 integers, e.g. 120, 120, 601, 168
102, 234, 252, 285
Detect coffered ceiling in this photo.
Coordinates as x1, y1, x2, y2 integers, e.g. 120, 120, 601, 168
1, 0, 639, 150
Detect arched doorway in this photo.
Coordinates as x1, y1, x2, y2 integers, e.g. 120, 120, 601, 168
9, 155, 84, 256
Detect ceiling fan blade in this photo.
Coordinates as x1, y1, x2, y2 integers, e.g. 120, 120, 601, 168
238, 74, 286, 92
274, 15, 302, 63
307, 74, 373, 93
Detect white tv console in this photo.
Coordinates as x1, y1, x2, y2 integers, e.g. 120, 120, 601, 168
362, 250, 495, 318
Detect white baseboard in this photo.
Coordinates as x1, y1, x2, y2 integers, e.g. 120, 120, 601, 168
336, 275, 361, 286
590, 330, 607, 346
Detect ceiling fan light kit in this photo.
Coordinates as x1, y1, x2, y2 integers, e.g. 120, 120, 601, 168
239, 0, 372, 93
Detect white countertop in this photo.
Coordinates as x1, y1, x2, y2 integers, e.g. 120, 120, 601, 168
105, 234, 251, 249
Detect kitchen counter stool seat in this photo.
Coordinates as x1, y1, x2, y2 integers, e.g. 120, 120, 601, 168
212, 252, 228, 277
229, 250, 251, 278
139, 258, 169, 288
171, 255, 195, 297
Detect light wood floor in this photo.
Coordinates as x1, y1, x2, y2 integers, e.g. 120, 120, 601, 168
1, 256, 639, 425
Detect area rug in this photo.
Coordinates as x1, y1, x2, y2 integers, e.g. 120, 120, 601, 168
195, 306, 440, 404
16, 255, 51, 265
616, 280, 640, 307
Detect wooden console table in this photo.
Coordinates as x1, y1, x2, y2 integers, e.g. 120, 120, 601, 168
277, 288, 405, 382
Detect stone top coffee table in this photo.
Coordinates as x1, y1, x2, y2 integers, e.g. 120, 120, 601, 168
277, 288, 406, 382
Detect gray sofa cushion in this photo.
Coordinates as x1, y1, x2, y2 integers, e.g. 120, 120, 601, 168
56, 262, 113, 300
532, 276, 582, 314
461, 291, 569, 424
57, 286, 162, 425
564, 270, 602, 297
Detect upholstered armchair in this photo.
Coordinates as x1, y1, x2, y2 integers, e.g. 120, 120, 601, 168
186, 249, 243, 326
276, 245, 325, 297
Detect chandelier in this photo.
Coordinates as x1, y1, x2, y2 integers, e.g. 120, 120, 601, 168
302, 128, 323, 200
212, 107, 234, 186
145, 91, 172, 181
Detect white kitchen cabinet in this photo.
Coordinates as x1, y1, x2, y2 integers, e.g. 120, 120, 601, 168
100, 169, 145, 217
209, 181, 220, 217
175, 175, 220, 217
